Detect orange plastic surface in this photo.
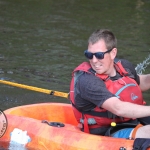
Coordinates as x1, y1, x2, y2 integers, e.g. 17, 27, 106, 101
0, 103, 139, 150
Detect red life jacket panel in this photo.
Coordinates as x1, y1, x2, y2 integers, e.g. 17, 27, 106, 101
70, 61, 144, 133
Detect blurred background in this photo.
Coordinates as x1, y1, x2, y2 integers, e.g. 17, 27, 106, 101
0, 0, 150, 111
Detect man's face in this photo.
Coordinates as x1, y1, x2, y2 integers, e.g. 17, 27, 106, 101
88, 39, 116, 75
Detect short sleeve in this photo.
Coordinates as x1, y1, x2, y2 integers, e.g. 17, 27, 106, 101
75, 73, 115, 111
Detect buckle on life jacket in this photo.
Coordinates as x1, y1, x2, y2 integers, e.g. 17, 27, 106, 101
80, 118, 97, 125
80, 117, 97, 133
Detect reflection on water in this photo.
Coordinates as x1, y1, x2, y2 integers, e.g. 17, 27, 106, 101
0, 0, 150, 149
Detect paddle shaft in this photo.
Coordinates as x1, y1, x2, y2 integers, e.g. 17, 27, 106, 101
0, 80, 69, 98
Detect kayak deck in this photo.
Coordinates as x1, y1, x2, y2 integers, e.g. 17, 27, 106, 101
1, 103, 135, 150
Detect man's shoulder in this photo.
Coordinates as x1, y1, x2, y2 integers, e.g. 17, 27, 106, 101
115, 58, 133, 66
116, 58, 140, 84
78, 72, 104, 84
115, 58, 135, 70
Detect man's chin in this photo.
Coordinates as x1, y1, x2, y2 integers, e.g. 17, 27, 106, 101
95, 70, 104, 74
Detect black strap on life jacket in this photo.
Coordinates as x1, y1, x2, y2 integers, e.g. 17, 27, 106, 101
105, 117, 150, 137
138, 116, 150, 125
105, 120, 139, 136
71, 102, 119, 119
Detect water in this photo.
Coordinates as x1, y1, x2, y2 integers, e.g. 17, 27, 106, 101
0, 0, 150, 149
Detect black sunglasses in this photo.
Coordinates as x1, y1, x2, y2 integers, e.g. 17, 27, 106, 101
84, 49, 113, 60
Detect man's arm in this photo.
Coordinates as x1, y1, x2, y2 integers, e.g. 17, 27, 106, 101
139, 74, 150, 91
101, 97, 150, 118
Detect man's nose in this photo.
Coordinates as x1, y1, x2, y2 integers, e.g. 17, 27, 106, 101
92, 55, 99, 62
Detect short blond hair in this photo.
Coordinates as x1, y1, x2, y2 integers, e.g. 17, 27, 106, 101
88, 29, 117, 49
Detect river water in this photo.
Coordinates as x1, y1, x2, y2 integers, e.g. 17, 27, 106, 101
0, 0, 150, 149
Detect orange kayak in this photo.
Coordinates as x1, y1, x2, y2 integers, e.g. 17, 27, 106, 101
1, 103, 135, 150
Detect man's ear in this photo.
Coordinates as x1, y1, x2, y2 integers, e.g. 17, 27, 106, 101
111, 48, 117, 59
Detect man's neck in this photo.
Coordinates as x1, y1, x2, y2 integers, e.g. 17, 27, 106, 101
108, 67, 116, 77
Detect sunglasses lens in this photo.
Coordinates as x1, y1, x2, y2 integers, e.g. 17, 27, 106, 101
84, 51, 93, 59
95, 53, 104, 59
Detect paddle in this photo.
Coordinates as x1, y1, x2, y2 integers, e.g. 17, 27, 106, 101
0, 56, 149, 99
0, 80, 69, 98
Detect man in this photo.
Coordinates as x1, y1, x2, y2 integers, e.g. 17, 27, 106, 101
70, 29, 150, 139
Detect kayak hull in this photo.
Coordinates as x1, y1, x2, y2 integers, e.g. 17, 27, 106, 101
1, 103, 134, 150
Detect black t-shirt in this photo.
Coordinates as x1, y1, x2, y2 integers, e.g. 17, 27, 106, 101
74, 59, 140, 112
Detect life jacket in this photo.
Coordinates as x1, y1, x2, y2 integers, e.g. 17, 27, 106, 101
70, 61, 145, 133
